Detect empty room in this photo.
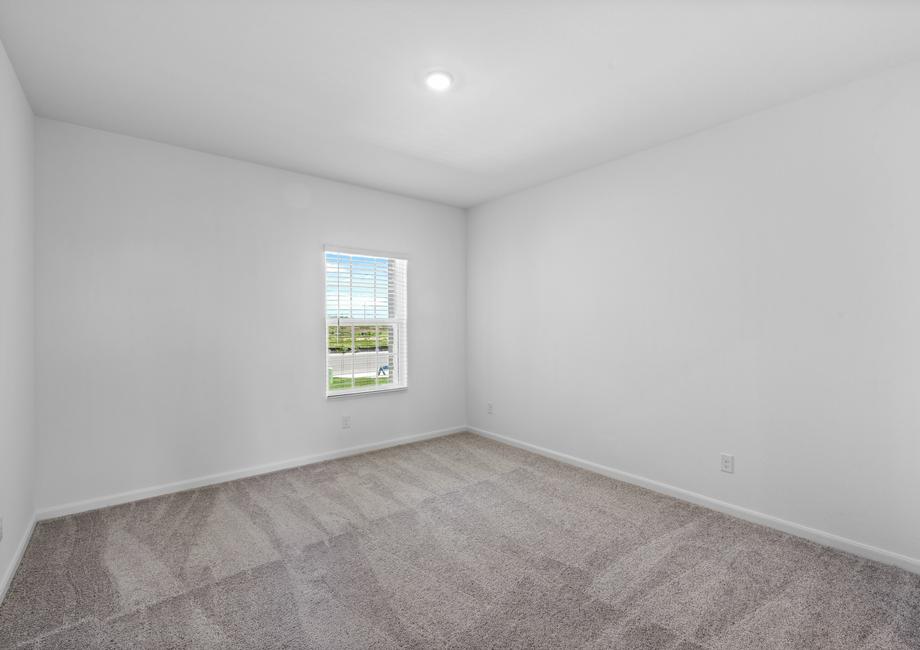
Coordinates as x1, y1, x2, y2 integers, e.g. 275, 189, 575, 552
1, 1, 919, 648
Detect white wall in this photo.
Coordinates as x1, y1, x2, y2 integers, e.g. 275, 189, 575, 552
468, 61, 920, 563
0, 38, 35, 593
36, 120, 466, 511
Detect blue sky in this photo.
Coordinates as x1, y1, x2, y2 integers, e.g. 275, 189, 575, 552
325, 252, 391, 319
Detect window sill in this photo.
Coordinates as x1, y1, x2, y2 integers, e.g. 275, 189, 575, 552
325, 385, 408, 399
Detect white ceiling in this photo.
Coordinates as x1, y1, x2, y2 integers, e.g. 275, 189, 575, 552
2, 1, 920, 207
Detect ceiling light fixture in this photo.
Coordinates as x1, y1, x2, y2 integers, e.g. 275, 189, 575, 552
424, 70, 453, 92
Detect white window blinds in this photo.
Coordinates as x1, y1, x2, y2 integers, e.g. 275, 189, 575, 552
325, 248, 408, 396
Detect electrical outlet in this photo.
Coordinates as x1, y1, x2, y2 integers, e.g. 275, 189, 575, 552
0, 516, 3, 543
487, 402, 493, 415
341, 415, 351, 430
720, 453, 735, 474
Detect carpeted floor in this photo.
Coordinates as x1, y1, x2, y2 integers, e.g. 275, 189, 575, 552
1, 433, 918, 649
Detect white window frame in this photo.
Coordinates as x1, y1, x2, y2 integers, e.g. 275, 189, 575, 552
324, 246, 408, 398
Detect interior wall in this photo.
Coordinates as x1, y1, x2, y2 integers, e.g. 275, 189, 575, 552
0, 37, 35, 593
467, 61, 920, 563
35, 119, 467, 512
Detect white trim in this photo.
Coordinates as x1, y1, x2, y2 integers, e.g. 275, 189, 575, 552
329, 318, 400, 325
1, 515, 36, 605
326, 385, 408, 399
36, 426, 465, 521
323, 244, 409, 261
470, 426, 920, 575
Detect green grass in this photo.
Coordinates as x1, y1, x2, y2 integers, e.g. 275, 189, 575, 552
328, 376, 393, 391
328, 325, 390, 353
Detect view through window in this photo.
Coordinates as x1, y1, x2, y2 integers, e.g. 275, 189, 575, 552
325, 249, 408, 396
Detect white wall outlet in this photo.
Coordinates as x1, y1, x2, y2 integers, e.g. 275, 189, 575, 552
341, 415, 351, 430
720, 453, 735, 474
487, 402, 493, 415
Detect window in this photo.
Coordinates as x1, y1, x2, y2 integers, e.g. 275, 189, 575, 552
325, 247, 408, 396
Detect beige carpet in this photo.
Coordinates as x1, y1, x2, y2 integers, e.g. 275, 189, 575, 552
1, 432, 918, 649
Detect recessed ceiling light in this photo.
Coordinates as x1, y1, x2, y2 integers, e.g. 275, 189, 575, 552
424, 71, 453, 92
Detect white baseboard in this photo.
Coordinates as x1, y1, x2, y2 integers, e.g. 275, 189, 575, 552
1, 515, 36, 605
36, 426, 466, 521
471, 426, 920, 575
28, 423, 920, 578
